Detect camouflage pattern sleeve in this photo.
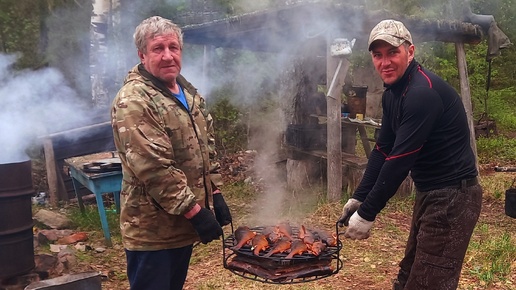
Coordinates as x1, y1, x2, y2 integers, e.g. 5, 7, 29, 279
206, 112, 223, 188
112, 83, 197, 215
198, 96, 223, 189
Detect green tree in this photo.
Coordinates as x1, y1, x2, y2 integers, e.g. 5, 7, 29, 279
0, 0, 44, 69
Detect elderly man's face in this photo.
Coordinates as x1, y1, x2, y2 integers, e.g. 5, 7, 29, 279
370, 41, 414, 85
138, 33, 182, 86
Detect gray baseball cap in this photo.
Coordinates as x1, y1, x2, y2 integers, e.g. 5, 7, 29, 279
368, 19, 413, 51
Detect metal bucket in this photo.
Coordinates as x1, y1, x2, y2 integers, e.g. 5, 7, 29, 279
505, 188, 516, 218
0, 159, 35, 279
24, 272, 102, 290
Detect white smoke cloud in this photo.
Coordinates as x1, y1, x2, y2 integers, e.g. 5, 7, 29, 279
0, 54, 91, 163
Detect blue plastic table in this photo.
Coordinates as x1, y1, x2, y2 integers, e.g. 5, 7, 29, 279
65, 155, 122, 246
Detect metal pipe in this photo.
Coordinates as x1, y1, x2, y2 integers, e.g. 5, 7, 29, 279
38, 121, 111, 139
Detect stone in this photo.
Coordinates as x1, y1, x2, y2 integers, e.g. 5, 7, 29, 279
33, 210, 72, 229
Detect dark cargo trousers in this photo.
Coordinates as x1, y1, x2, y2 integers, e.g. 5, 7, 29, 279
126, 245, 193, 290
393, 181, 482, 290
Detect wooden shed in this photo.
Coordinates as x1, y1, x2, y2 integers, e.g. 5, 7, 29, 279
182, 2, 510, 201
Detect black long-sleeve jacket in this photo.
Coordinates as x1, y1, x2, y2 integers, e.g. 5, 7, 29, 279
353, 60, 478, 221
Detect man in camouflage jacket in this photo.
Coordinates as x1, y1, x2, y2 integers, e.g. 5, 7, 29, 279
111, 16, 231, 290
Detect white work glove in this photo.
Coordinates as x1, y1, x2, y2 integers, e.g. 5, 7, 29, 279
344, 211, 374, 240
337, 198, 362, 227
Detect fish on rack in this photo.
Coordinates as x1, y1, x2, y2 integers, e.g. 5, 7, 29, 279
314, 228, 338, 247
276, 222, 293, 240
261, 226, 282, 243
231, 226, 256, 250
263, 237, 292, 257
308, 240, 327, 256
299, 225, 316, 245
285, 239, 308, 259
251, 234, 269, 256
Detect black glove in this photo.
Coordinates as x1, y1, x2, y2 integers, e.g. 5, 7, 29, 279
213, 193, 232, 226
188, 207, 223, 244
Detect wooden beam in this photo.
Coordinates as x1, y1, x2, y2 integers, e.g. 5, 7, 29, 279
455, 42, 479, 172
326, 49, 350, 202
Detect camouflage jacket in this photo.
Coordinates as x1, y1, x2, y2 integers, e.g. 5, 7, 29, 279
111, 64, 216, 250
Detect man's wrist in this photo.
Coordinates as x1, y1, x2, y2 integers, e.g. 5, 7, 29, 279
213, 189, 221, 195
184, 203, 201, 219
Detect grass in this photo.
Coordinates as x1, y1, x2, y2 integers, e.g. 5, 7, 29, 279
468, 231, 516, 286
66, 204, 120, 236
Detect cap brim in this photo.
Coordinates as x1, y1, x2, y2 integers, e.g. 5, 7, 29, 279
368, 35, 407, 51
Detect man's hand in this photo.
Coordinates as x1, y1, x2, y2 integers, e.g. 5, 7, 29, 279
337, 198, 362, 227
187, 206, 223, 244
213, 191, 232, 226
343, 212, 374, 240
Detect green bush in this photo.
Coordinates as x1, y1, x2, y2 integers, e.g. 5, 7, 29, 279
209, 94, 248, 154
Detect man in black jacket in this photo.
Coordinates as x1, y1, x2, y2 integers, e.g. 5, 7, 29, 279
337, 19, 482, 290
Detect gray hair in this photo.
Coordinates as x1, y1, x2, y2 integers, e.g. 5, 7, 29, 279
133, 16, 183, 53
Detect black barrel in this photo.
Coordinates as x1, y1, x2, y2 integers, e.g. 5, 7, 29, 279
0, 159, 35, 279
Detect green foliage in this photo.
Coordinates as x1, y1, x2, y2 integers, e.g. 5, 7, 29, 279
476, 135, 516, 164
209, 93, 248, 154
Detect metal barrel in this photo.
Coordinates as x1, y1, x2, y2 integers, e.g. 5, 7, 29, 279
0, 160, 35, 279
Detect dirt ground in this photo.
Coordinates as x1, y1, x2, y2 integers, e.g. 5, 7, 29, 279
29, 156, 516, 290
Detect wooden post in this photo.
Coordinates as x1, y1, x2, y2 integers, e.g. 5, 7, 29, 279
455, 42, 479, 172
326, 50, 350, 202
43, 138, 59, 207
56, 160, 69, 202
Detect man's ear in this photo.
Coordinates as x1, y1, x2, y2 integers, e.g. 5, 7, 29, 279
408, 44, 415, 62
138, 50, 145, 64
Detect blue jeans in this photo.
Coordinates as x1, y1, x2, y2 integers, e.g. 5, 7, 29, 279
126, 245, 193, 290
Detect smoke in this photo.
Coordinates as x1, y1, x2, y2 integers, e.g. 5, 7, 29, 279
180, 8, 325, 225
0, 54, 91, 164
